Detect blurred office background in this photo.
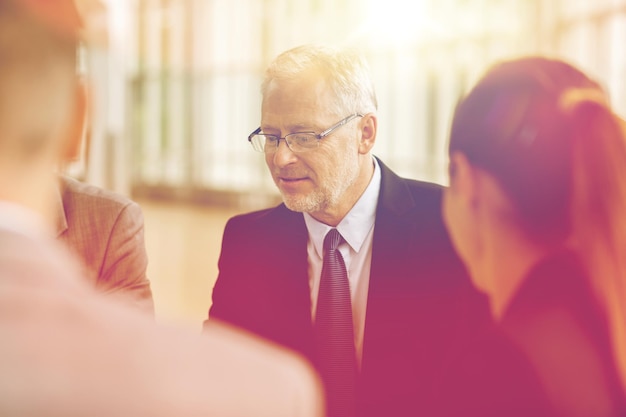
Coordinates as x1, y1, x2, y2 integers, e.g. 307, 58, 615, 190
74, 0, 626, 327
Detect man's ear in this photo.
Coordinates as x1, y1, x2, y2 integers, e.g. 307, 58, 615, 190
358, 113, 377, 154
61, 79, 88, 162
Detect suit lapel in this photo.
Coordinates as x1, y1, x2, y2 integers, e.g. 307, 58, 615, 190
359, 159, 432, 413
265, 206, 316, 360
362, 159, 418, 356
370, 159, 417, 269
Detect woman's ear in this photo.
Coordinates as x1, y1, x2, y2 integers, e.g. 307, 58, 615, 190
448, 152, 477, 204
61, 79, 88, 162
358, 113, 377, 154
448, 151, 476, 190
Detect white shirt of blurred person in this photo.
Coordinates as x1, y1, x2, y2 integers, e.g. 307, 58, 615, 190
0, 1, 323, 416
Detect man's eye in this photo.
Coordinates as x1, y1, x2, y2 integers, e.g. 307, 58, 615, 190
293, 134, 315, 143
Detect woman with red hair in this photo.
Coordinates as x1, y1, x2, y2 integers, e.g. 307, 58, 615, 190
443, 57, 626, 416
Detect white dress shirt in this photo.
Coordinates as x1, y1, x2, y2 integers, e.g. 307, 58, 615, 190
0, 201, 50, 239
304, 157, 381, 365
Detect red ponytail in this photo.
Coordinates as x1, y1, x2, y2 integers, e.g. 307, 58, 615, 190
563, 89, 626, 395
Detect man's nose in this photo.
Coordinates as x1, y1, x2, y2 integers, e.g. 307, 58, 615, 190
271, 138, 298, 167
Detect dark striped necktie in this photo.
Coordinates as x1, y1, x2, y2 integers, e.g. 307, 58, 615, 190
315, 228, 357, 417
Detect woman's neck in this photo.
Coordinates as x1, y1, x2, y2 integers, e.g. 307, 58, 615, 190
479, 228, 558, 320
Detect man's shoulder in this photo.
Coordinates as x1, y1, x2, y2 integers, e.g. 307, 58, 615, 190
59, 176, 143, 236
405, 177, 445, 212
403, 177, 444, 196
221, 204, 306, 250
227, 203, 299, 228
61, 175, 139, 214
377, 159, 444, 214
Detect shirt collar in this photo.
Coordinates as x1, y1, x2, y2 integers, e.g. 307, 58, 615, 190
54, 176, 68, 237
304, 157, 381, 258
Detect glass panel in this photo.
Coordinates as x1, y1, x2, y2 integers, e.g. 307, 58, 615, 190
116, 0, 626, 196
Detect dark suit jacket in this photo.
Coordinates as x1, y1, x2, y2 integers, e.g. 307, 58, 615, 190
55, 175, 154, 313
433, 250, 626, 417
208, 158, 490, 416
499, 250, 625, 416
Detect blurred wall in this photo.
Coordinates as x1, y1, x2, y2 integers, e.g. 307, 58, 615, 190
79, 0, 626, 203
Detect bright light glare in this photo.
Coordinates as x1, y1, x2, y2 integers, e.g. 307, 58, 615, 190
358, 0, 432, 46
354, 0, 525, 48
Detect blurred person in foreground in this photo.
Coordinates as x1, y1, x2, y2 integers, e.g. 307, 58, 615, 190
442, 56, 626, 416
207, 44, 490, 417
0, 1, 322, 416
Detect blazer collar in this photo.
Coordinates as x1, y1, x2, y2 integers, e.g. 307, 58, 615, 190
54, 177, 68, 237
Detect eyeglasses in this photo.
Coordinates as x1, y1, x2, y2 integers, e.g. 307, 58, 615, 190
248, 113, 363, 153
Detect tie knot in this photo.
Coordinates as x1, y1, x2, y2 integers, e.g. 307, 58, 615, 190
323, 228, 343, 252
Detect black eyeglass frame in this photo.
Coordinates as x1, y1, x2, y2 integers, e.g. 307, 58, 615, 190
247, 113, 364, 153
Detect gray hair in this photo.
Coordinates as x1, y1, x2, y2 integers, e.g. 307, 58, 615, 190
261, 44, 378, 116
